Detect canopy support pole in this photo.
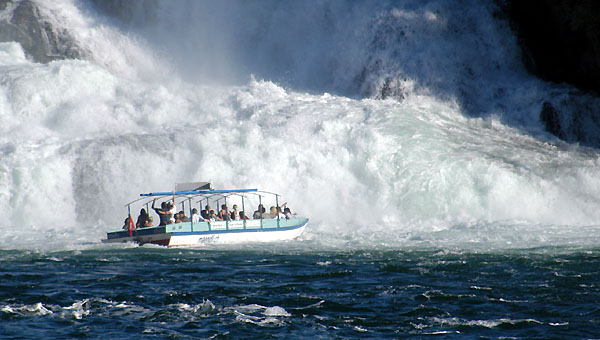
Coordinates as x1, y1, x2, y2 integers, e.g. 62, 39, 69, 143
224, 196, 228, 230
188, 197, 193, 230
276, 194, 280, 228
242, 196, 246, 229
259, 195, 263, 230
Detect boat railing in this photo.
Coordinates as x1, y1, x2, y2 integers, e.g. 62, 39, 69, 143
129, 187, 290, 231
161, 216, 305, 234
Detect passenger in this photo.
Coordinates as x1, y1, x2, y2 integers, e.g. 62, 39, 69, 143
179, 211, 189, 222
175, 211, 182, 223
209, 210, 217, 222
122, 216, 132, 230
253, 204, 265, 219
169, 202, 178, 224
152, 198, 170, 226
264, 206, 277, 219
276, 206, 286, 219
146, 216, 153, 227
191, 208, 200, 223
239, 211, 249, 220
218, 204, 230, 221
136, 208, 150, 229
230, 204, 239, 220
194, 208, 209, 222
284, 207, 293, 219
201, 205, 211, 220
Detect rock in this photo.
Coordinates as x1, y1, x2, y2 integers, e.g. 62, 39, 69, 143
374, 76, 407, 100
506, 0, 600, 95
505, 1, 600, 146
0, 0, 80, 63
540, 102, 565, 140
0, 0, 11, 11
539, 95, 600, 147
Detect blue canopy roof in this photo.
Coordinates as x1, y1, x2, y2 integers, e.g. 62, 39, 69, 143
140, 188, 258, 197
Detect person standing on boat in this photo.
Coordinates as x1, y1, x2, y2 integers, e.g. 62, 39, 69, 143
152, 196, 175, 226
167, 202, 176, 224
152, 199, 168, 226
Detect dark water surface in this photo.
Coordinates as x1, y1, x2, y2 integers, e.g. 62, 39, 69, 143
1, 245, 599, 339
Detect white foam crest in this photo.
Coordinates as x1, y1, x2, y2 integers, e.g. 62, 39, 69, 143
430, 316, 542, 329
1, 302, 53, 316
62, 299, 91, 320
0, 298, 154, 321
230, 304, 290, 327
172, 300, 216, 317
264, 306, 291, 317
0, 42, 28, 66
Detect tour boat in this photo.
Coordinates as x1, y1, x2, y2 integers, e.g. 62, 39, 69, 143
102, 182, 308, 247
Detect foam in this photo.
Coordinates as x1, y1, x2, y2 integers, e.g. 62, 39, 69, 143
0, 42, 28, 66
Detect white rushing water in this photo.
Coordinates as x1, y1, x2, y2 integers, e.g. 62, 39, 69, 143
1, 0, 600, 251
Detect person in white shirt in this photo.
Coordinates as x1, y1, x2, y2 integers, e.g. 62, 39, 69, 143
191, 208, 200, 223
168, 202, 176, 224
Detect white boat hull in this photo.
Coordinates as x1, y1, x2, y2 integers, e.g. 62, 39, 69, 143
103, 218, 308, 247
168, 224, 306, 247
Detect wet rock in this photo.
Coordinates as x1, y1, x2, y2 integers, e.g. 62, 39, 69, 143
505, 0, 600, 146
540, 95, 600, 147
540, 102, 565, 140
374, 76, 407, 100
0, 0, 11, 11
0, 0, 80, 63
506, 0, 600, 95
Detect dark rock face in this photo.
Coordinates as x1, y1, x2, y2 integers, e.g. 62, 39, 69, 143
0, 0, 81, 63
506, 0, 600, 95
540, 101, 568, 141
540, 96, 600, 147
505, 0, 600, 146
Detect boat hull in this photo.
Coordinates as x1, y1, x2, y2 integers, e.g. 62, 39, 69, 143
102, 218, 308, 247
